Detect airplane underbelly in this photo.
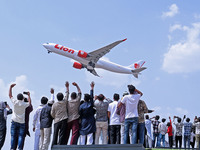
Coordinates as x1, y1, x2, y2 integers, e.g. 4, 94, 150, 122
96, 60, 132, 74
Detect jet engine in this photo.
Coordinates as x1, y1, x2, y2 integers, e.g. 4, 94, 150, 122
78, 50, 88, 58
73, 62, 83, 69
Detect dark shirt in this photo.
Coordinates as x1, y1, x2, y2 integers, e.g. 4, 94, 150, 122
40, 104, 53, 129
79, 90, 96, 135
0, 109, 12, 130
25, 105, 33, 137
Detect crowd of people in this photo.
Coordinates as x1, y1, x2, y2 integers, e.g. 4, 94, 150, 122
0, 81, 199, 150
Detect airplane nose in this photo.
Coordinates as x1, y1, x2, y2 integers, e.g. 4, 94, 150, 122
43, 43, 49, 49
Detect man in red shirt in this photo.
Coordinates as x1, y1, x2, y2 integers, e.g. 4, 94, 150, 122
167, 116, 173, 148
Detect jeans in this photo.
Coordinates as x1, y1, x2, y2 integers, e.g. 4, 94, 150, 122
152, 133, 160, 148
184, 135, 190, 148
11, 121, 25, 150
159, 134, 165, 147
137, 123, 145, 144
124, 117, 138, 144
110, 125, 121, 144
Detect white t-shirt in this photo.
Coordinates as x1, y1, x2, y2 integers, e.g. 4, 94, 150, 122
10, 97, 29, 124
108, 101, 120, 125
121, 94, 141, 119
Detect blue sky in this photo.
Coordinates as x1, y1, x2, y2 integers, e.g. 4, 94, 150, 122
0, 0, 200, 149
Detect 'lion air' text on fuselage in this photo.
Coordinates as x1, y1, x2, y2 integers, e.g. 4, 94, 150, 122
54, 44, 75, 54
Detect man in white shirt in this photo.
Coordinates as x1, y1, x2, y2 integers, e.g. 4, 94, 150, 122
108, 93, 121, 144
118, 85, 143, 144
9, 83, 31, 150
33, 96, 48, 150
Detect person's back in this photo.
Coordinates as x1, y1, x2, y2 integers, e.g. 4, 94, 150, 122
9, 84, 31, 150
94, 94, 109, 144
118, 85, 143, 144
94, 98, 109, 122
193, 117, 200, 148
40, 99, 54, 150
108, 94, 121, 144
51, 82, 69, 145
0, 101, 12, 149
184, 117, 192, 148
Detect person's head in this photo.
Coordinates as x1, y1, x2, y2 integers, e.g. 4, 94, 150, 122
186, 117, 190, 122
113, 93, 120, 101
17, 93, 24, 101
97, 94, 105, 101
155, 115, 160, 120
48, 100, 54, 106
84, 93, 90, 102
177, 117, 181, 123
57, 93, 64, 101
71, 92, 77, 99
162, 118, 166, 123
41, 97, 48, 105
145, 115, 149, 119
167, 122, 170, 126
127, 85, 135, 94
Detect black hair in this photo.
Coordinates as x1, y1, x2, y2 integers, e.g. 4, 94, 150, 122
127, 85, 135, 94
41, 97, 48, 104
97, 94, 105, 101
177, 118, 181, 123
57, 93, 64, 101
167, 122, 170, 126
162, 118, 166, 123
84, 93, 90, 102
146, 115, 149, 119
113, 93, 120, 101
155, 115, 160, 120
186, 118, 190, 122
17, 93, 24, 100
71, 92, 77, 99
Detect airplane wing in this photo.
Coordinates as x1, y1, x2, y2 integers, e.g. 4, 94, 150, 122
82, 64, 100, 77
86, 38, 127, 63
88, 69, 100, 77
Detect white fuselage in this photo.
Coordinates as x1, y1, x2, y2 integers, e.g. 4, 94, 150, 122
43, 43, 133, 74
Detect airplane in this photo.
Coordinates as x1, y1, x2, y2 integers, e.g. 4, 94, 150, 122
43, 39, 146, 78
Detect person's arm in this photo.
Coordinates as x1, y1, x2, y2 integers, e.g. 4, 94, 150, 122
27, 92, 31, 105
51, 105, 55, 119
72, 82, 81, 93
33, 109, 38, 132
169, 117, 172, 130
9, 84, 16, 99
50, 88, 55, 102
6, 104, 12, 115
107, 111, 110, 119
135, 88, 143, 96
73, 82, 82, 100
90, 82, 94, 105
65, 81, 69, 102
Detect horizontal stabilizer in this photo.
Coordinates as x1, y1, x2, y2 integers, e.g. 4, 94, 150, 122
131, 67, 147, 78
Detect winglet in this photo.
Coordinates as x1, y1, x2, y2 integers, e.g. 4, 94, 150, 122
122, 38, 127, 41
